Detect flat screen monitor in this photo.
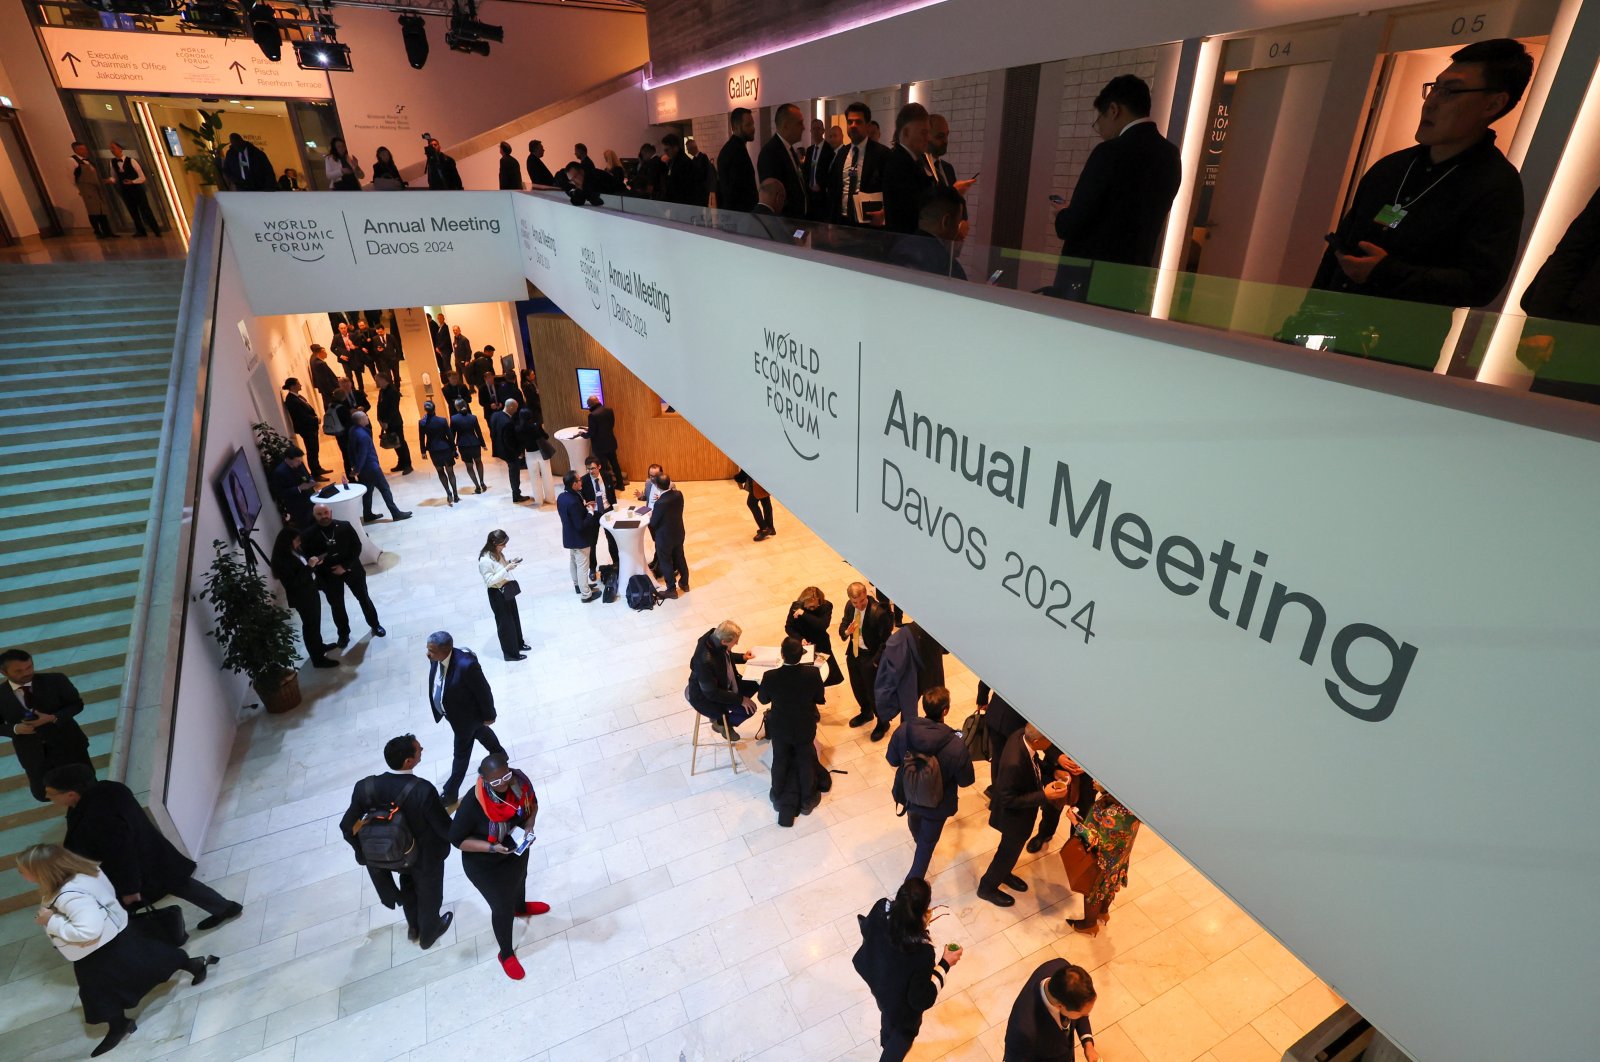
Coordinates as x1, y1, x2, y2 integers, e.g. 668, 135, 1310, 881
215, 446, 262, 541
576, 367, 604, 407
161, 127, 184, 157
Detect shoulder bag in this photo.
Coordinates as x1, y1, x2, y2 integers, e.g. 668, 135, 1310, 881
130, 903, 189, 947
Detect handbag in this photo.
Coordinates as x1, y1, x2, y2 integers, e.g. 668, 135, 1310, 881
960, 708, 990, 760
321, 406, 344, 436
1059, 834, 1101, 897
537, 438, 557, 461
379, 429, 401, 450
500, 579, 521, 599
130, 903, 189, 947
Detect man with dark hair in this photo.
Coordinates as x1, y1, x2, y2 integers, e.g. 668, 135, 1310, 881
889, 187, 968, 278
108, 141, 161, 237
828, 102, 891, 224
497, 141, 522, 190
886, 686, 975, 880
1, 650, 93, 801
270, 444, 318, 529
303, 502, 386, 644
758, 637, 826, 827
1003, 959, 1098, 1060
881, 103, 933, 235
1308, 38, 1532, 367
868, 120, 882, 143
222, 132, 276, 191
1051, 73, 1181, 302
1519, 184, 1600, 402
564, 162, 605, 206
425, 632, 506, 808
339, 734, 454, 949
281, 378, 329, 478
658, 132, 699, 205
526, 139, 555, 187
425, 137, 463, 190
634, 142, 663, 198
558, 470, 602, 601
572, 142, 598, 185
647, 474, 689, 598
717, 107, 758, 211
585, 394, 623, 488
47, 763, 245, 928
803, 117, 834, 213
758, 103, 809, 220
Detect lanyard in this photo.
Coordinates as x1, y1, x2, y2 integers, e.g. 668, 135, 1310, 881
1393, 155, 1457, 211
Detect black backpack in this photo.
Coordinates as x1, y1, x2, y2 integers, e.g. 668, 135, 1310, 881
625, 574, 656, 610
599, 563, 620, 604
893, 733, 952, 815
352, 777, 421, 871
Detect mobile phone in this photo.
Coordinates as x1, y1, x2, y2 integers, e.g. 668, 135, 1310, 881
988, 269, 1005, 285
1048, 194, 1065, 205
792, 228, 806, 241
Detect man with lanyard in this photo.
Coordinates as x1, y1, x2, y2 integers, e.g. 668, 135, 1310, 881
1306, 38, 1532, 368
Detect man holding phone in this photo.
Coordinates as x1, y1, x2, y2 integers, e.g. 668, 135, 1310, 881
978, 723, 1071, 907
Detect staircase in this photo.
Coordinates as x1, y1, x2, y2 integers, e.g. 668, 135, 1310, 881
0, 259, 185, 925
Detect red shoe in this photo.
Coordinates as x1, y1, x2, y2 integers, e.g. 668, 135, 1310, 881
522, 901, 550, 917
499, 953, 525, 980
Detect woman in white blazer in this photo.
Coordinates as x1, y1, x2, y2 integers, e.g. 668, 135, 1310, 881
478, 529, 528, 661
19, 845, 218, 1057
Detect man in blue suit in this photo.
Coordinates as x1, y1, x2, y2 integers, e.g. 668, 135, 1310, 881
347, 411, 411, 523
558, 471, 601, 602
425, 631, 506, 808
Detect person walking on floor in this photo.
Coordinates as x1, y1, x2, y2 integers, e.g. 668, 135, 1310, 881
375, 373, 413, 476
478, 530, 528, 661
451, 400, 488, 495
268, 526, 337, 669
281, 378, 330, 478
302, 503, 386, 644
738, 471, 777, 541
425, 631, 506, 807
1002, 959, 1099, 1061
44, 764, 245, 932
18, 844, 218, 1057
885, 687, 974, 881
851, 877, 962, 1062
758, 637, 826, 827
449, 754, 547, 979
346, 412, 412, 523
419, 401, 460, 505
339, 734, 455, 950
558, 471, 601, 602
978, 724, 1070, 907
1, 648, 94, 802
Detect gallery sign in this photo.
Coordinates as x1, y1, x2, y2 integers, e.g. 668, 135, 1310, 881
217, 192, 526, 314
509, 191, 1599, 1062
40, 27, 331, 98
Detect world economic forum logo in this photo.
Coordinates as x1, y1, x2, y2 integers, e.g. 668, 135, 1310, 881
251, 216, 338, 263
753, 328, 840, 462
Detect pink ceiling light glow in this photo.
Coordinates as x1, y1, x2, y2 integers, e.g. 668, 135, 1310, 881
642, 0, 951, 89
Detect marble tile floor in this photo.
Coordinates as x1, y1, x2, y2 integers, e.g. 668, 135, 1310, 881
0, 463, 1342, 1061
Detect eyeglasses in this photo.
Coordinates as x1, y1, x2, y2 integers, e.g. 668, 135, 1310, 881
486, 770, 514, 788
1421, 82, 1497, 101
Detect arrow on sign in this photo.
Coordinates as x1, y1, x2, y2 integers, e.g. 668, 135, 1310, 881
60, 52, 82, 77
228, 61, 246, 83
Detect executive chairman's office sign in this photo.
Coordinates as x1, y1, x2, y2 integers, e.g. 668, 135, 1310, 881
41, 27, 330, 98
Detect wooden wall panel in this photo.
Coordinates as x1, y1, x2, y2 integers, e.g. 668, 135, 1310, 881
526, 315, 738, 483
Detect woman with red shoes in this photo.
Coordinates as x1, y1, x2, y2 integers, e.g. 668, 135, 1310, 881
449, 754, 548, 979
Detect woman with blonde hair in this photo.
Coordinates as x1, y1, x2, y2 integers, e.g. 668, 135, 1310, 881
601, 148, 627, 191
19, 844, 217, 1056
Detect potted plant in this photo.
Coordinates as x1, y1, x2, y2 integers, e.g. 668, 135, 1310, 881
179, 109, 225, 193
199, 538, 303, 713
253, 421, 296, 471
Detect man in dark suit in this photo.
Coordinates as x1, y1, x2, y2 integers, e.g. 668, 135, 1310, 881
339, 734, 454, 948
526, 140, 555, 187
758, 637, 826, 827
716, 108, 758, 211
371, 324, 402, 393
303, 503, 385, 645
309, 345, 340, 405
1, 649, 93, 802
346, 412, 411, 523
803, 119, 835, 217
828, 102, 892, 225
450, 326, 472, 376
979, 724, 1070, 906
658, 133, 700, 206
749, 179, 795, 242
889, 186, 968, 280
647, 474, 689, 598
331, 321, 363, 390
432, 310, 453, 376
881, 103, 933, 235
489, 399, 527, 503
221, 133, 275, 191
1003, 959, 1098, 1062
584, 394, 624, 487
47, 763, 245, 927
558, 471, 601, 601
467, 349, 496, 395
425, 632, 506, 807
758, 103, 809, 221
1520, 183, 1600, 402
1051, 74, 1181, 301
634, 143, 664, 198
838, 581, 892, 729
580, 455, 620, 582
281, 378, 329, 478
270, 446, 318, 529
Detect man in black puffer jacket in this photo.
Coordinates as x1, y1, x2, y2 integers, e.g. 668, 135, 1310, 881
885, 686, 974, 881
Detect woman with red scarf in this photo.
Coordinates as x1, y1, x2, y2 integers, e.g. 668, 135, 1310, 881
448, 754, 548, 979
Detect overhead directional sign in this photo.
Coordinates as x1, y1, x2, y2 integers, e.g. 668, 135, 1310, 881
40, 27, 330, 98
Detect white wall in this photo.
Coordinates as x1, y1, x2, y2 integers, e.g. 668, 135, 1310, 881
0, 0, 80, 230
327, 3, 647, 180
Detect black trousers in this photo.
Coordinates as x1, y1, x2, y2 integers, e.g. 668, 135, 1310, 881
463, 849, 530, 959
879, 1018, 920, 1062
397, 856, 446, 942
595, 449, 624, 486
13, 723, 92, 802
768, 736, 817, 816
335, 432, 355, 477
358, 469, 403, 519
979, 825, 1032, 892
118, 185, 160, 235
88, 212, 113, 237
386, 429, 412, 472
654, 537, 688, 591
167, 875, 233, 916
321, 568, 379, 637
906, 810, 947, 881
747, 494, 774, 532
287, 584, 327, 660
439, 718, 506, 804
297, 430, 328, 475
503, 457, 524, 499
846, 652, 878, 716
487, 587, 524, 658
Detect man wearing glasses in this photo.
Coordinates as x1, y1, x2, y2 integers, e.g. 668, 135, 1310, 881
1306, 38, 1533, 367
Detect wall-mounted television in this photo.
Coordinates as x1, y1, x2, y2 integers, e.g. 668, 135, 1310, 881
161, 126, 184, 157
214, 447, 262, 542
576, 367, 604, 407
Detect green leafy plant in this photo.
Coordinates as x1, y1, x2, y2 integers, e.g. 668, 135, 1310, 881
179, 109, 224, 187
200, 538, 298, 690
253, 422, 296, 470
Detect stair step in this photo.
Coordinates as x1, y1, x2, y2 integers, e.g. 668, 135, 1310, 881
3, 415, 164, 448
0, 363, 169, 390
0, 516, 151, 555
3, 315, 177, 344
5, 400, 166, 428
0, 558, 144, 600
0, 586, 138, 629
7, 612, 131, 653
0, 329, 176, 356
0, 487, 152, 526
0, 378, 169, 405
0, 429, 164, 462
0, 535, 145, 578
0, 454, 156, 493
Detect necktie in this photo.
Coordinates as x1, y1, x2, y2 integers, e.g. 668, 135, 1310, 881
926, 154, 945, 186
19, 684, 32, 712
432, 666, 446, 716
848, 145, 860, 195
241, 153, 250, 179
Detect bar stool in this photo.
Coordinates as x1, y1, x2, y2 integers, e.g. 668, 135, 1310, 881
689, 704, 741, 776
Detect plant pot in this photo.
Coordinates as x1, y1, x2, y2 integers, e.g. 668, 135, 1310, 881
255, 671, 302, 714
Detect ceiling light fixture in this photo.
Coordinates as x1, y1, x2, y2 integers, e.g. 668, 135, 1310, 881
249, 1, 282, 62
445, 0, 501, 57
398, 13, 429, 70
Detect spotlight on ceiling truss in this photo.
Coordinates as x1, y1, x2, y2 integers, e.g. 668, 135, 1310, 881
445, 0, 502, 57
398, 13, 429, 70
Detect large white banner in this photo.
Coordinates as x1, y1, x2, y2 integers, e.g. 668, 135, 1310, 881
41, 27, 331, 98
218, 192, 526, 314
512, 193, 1599, 1060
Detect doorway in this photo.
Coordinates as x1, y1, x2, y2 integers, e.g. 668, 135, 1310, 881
0, 107, 63, 243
